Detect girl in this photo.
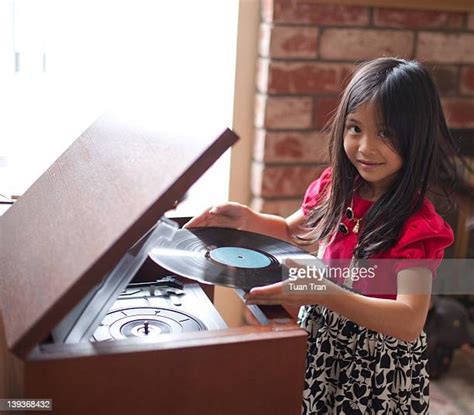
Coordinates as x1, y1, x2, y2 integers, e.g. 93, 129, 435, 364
185, 58, 473, 414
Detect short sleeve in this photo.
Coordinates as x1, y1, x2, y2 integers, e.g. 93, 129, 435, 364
301, 167, 332, 217
391, 207, 454, 276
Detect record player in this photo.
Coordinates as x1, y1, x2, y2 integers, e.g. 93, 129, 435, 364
0, 114, 307, 414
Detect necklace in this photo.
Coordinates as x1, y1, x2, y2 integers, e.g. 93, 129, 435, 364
339, 188, 364, 235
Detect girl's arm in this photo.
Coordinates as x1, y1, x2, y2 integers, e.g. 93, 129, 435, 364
243, 209, 308, 243
185, 203, 309, 244
246, 267, 432, 342
318, 268, 432, 341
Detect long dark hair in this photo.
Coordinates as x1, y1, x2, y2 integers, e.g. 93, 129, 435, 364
302, 57, 473, 259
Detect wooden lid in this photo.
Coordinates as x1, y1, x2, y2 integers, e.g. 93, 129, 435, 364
0, 113, 238, 358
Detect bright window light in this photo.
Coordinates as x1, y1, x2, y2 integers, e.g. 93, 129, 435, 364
0, 0, 238, 216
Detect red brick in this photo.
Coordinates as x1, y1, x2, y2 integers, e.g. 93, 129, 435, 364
442, 98, 474, 128
427, 65, 459, 97
469, 13, 474, 30
254, 130, 329, 163
320, 29, 414, 60
314, 96, 340, 130
417, 33, 474, 64
251, 197, 302, 216
267, 0, 369, 26
255, 95, 313, 129
260, 24, 318, 59
374, 8, 464, 29
251, 163, 326, 197
460, 66, 474, 95
267, 61, 354, 94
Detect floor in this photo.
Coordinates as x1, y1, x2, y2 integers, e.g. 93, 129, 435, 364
430, 348, 474, 414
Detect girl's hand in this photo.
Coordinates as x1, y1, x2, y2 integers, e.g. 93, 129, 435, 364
184, 202, 252, 230
244, 258, 338, 308
244, 279, 335, 307
244, 280, 308, 307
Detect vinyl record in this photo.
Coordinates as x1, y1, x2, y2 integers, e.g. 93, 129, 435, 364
148, 227, 316, 290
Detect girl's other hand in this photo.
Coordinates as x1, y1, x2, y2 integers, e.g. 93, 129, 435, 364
183, 202, 251, 230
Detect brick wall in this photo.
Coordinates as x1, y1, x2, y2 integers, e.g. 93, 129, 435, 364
252, 0, 474, 216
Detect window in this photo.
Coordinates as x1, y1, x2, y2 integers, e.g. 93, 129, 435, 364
0, 0, 238, 216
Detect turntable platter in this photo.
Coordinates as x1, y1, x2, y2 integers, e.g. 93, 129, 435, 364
91, 307, 207, 342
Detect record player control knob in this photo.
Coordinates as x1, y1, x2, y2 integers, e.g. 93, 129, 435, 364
144, 321, 150, 335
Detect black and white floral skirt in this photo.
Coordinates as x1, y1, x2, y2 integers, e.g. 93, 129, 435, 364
298, 305, 430, 414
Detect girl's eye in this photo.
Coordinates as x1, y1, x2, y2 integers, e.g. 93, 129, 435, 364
346, 125, 361, 134
379, 129, 390, 139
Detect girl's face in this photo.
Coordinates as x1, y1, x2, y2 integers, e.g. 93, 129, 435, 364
343, 102, 403, 198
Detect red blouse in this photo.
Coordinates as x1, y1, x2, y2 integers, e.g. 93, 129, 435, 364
301, 167, 454, 299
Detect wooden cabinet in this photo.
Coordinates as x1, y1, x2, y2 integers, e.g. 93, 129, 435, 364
0, 114, 307, 414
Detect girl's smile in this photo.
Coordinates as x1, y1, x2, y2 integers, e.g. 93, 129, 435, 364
357, 159, 385, 169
